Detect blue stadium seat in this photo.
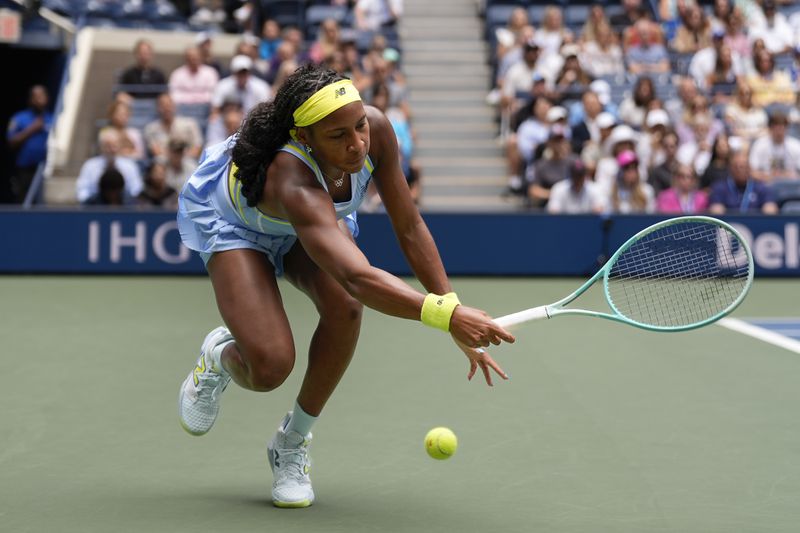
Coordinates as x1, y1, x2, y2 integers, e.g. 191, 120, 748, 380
527, 5, 546, 25
773, 180, 800, 211
565, 5, 590, 28
128, 98, 159, 130
261, 0, 304, 29
485, 5, 517, 40
176, 103, 211, 130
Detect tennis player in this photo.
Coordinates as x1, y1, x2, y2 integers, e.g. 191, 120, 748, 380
176, 65, 514, 508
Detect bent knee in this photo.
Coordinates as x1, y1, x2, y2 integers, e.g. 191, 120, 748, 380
320, 294, 363, 324
240, 344, 295, 392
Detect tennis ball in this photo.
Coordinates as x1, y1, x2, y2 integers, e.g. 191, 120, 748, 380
425, 427, 457, 460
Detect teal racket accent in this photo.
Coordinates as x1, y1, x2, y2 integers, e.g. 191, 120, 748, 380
494, 216, 754, 332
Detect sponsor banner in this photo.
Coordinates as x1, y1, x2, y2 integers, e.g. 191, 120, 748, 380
0, 211, 797, 276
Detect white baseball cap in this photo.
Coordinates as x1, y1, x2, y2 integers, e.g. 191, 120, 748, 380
645, 109, 670, 128
596, 112, 616, 129
589, 79, 611, 106
546, 106, 568, 122
230, 55, 253, 72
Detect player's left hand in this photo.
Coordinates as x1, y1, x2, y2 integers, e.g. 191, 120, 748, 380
452, 337, 509, 386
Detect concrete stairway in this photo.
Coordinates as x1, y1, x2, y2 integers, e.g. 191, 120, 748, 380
399, 0, 524, 211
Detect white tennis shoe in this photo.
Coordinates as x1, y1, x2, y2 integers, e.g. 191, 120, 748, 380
267, 413, 315, 508
178, 326, 233, 436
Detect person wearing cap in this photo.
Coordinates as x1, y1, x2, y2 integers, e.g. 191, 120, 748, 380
501, 39, 543, 109
748, 111, 800, 182
669, 4, 712, 54
709, 151, 778, 214
595, 124, 641, 192
527, 123, 576, 208
211, 55, 272, 120
580, 111, 616, 167
118, 39, 166, 98
168, 46, 220, 106
637, 108, 671, 169
175, 64, 514, 508
606, 150, 655, 213
656, 163, 709, 214
547, 158, 606, 214
626, 19, 670, 74
581, 23, 625, 78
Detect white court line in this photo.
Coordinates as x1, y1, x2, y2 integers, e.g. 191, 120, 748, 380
718, 318, 800, 355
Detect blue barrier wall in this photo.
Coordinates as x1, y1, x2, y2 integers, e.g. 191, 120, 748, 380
1, 210, 798, 276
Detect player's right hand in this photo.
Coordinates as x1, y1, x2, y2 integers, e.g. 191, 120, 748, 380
449, 305, 515, 349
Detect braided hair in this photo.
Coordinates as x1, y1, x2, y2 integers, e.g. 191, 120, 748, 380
231, 64, 347, 207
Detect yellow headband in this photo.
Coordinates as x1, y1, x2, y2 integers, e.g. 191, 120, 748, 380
290, 79, 361, 141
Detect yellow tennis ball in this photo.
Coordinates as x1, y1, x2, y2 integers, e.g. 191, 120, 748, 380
425, 427, 457, 460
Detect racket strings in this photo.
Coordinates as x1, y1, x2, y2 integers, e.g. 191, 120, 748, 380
606, 222, 750, 328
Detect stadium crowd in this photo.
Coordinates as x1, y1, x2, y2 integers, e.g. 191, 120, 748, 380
487, 0, 800, 214
5, 0, 800, 214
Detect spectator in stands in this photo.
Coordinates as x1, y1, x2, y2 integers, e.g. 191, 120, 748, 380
580, 112, 616, 167
709, 0, 732, 32
619, 76, 658, 129
234, 36, 270, 81
749, 0, 793, 55
676, 94, 723, 146
340, 36, 370, 91
76, 129, 143, 204
164, 139, 197, 191
706, 43, 738, 103
118, 39, 167, 98
709, 151, 779, 213
259, 19, 282, 63
700, 133, 734, 189
501, 40, 543, 111
99, 100, 145, 161
138, 160, 178, 209
527, 124, 575, 208
670, 4, 712, 54
211, 55, 271, 120
580, 6, 611, 44
547, 158, 606, 213
626, 20, 670, 75
570, 90, 604, 154
724, 80, 768, 143
270, 41, 301, 92
535, 6, 573, 56
554, 45, 593, 101
741, 38, 767, 77
507, 95, 551, 194
607, 150, 656, 213
84, 168, 132, 206
747, 50, 796, 107
355, 0, 402, 31
168, 46, 219, 106
595, 124, 640, 192
495, 7, 530, 67
611, 0, 646, 29
622, 12, 664, 50
688, 29, 731, 91
188, 0, 226, 26
309, 19, 341, 65
581, 23, 625, 78
677, 115, 715, 176
144, 93, 203, 160
493, 25, 535, 98
196, 32, 225, 77
6, 84, 52, 203
363, 57, 410, 120
648, 129, 681, 193
723, 8, 750, 62
206, 98, 244, 148
637, 108, 671, 170
749, 111, 800, 182
664, 76, 697, 125
656, 163, 708, 213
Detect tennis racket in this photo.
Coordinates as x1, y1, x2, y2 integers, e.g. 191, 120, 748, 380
494, 216, 754, 332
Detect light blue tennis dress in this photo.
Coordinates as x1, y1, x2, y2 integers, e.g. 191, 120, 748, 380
177, 136, 375, 275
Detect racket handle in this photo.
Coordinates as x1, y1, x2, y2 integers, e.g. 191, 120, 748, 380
493, 306, 550, 328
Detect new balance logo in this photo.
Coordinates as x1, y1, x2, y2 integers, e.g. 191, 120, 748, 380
334, 87, 346, 98
192, 357, 206, 386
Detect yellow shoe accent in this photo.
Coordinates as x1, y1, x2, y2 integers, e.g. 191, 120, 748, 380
273, 499, 312, 509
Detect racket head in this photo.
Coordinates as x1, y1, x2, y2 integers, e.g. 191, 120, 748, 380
601, 216, 754, 332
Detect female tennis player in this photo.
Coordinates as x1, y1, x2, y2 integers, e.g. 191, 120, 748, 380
176, 65, 515, 508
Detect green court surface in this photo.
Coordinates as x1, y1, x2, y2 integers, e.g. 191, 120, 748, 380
2, 276, 799, 533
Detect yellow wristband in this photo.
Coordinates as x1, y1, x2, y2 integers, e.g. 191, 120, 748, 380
421, 293, 460, 332
443, 292, 460, 304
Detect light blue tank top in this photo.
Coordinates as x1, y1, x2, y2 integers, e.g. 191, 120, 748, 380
209, 138, 375, 237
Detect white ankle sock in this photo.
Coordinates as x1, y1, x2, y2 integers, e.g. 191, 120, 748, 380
286, 401, 317, 437
209, 340, 234, 375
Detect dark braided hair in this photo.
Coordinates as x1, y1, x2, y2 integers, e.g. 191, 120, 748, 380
231, 64, 346, 206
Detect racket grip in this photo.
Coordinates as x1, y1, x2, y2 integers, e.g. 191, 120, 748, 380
493, 306, 550, 329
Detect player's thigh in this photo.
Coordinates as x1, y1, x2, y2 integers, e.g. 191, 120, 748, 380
207, 248, 295, 364
283, 223, 363, 322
